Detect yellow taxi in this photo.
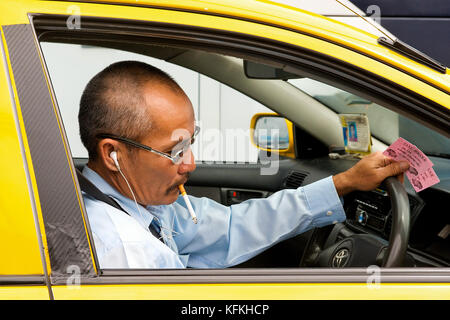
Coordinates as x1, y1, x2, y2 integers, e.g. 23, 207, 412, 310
0, 0, 449, 300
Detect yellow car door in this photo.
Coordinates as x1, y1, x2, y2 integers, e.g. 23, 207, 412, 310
1, 0, 449, 301
0, 5, 51, 300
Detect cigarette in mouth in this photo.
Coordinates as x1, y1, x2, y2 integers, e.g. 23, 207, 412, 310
178, 184, 197, 224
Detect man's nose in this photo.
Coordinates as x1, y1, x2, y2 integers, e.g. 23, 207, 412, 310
177, 149, 196, 174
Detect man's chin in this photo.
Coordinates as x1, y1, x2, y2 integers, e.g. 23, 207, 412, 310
157, 187, 181, 205
170, 187, 181, 200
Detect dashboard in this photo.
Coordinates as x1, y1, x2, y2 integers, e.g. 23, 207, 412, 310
343, 184, 450, 267
344, 187, 424, 240
284, 155, 450, 267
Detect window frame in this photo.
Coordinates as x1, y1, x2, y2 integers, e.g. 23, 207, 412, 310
31, 13, 450, 286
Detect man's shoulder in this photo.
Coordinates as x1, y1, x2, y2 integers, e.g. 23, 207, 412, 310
83, 194, 152, 243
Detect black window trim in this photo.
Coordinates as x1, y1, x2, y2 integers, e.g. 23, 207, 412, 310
31, 14, 450, 286
0, 29, 53, 297
56, 268, 450, 285
28, 20, 102, 279
0, 275, 48, 286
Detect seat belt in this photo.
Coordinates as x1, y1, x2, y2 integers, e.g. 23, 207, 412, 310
76, 168, 126, 213
76, 168, 163, 242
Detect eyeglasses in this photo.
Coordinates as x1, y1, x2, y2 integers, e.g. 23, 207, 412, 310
97, 125, 200, 164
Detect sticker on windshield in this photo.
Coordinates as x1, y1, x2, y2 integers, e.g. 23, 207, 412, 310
339, 114, 371, 154
383, 137, 440, 192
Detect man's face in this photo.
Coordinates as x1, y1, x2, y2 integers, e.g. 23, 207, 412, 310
119, 82, 197, 205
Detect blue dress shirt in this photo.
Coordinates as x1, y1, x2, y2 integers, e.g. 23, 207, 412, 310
82, 166, 346, 269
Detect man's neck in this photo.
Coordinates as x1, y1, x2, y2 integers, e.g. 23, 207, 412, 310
87, 160, 131, 201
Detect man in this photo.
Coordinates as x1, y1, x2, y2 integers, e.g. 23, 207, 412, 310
79, 61, 410, 269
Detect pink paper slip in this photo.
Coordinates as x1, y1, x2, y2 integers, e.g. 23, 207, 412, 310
383, 137, 434, 170
383, 137, 440, 192
407, 167, 440, 192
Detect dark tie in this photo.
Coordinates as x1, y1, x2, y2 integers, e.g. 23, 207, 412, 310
149, 220, 164, 243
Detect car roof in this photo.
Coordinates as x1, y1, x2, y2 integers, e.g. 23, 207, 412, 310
267, 0, 398, 39
7, 0, 450, 93
58, 0, 392, 44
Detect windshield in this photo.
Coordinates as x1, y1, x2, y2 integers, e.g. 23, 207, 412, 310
288, 78, 450, 158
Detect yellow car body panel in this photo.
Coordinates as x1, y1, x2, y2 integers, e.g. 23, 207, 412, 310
0, 286, 50, 299
52, 283, 450, 300
38, 0, 450, 90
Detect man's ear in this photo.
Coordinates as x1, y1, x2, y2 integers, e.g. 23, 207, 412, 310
97, 139, 120, 172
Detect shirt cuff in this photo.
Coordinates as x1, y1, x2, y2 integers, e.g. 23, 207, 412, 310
302, 176, 346, 227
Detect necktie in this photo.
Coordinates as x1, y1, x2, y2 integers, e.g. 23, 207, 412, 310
149, 219, 164, 243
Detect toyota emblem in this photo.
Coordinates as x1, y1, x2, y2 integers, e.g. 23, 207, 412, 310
332, 248, 350, 268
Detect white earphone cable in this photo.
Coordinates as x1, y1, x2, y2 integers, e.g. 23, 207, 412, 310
112, 151, 178, 240
116, 166, 145, 223
117, 163, 178, 241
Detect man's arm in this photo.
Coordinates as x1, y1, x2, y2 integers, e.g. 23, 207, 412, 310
173, 176, 345, 268
173, 151, 409, 268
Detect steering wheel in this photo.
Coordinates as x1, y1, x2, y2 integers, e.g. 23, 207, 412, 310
300, 177, 410, 268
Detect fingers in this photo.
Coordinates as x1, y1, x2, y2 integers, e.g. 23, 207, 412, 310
374, 151, 409, 176
367, 151, 394, 168
382, 156, 395, 166
345, 152, 410, 192
381, 160, 410, 179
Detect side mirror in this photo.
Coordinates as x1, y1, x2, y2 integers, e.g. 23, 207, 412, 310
250, 113, 295, 158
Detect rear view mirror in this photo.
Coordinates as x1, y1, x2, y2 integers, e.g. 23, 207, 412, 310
244, 60, 301, 80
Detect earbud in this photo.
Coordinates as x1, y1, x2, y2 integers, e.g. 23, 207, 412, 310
109, 150, 145, 224
110, 151, 120, 170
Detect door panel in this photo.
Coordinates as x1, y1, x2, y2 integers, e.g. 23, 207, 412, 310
0, 286, 50, 300
3, 23, 96, 283
51, 281, 450, 300
27, 0, 450, 299
0, 22, 51, 299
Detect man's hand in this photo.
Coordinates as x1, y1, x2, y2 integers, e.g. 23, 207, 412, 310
333, 151, 410, 196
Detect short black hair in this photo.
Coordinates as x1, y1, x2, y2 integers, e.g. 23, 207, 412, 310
79, 60, 184, 160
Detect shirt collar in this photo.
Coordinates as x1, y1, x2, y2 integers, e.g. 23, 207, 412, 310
82, 165, 155, 228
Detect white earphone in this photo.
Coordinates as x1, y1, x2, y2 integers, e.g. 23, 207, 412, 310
109, 150, 146, 223
110, 151, 120, 170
